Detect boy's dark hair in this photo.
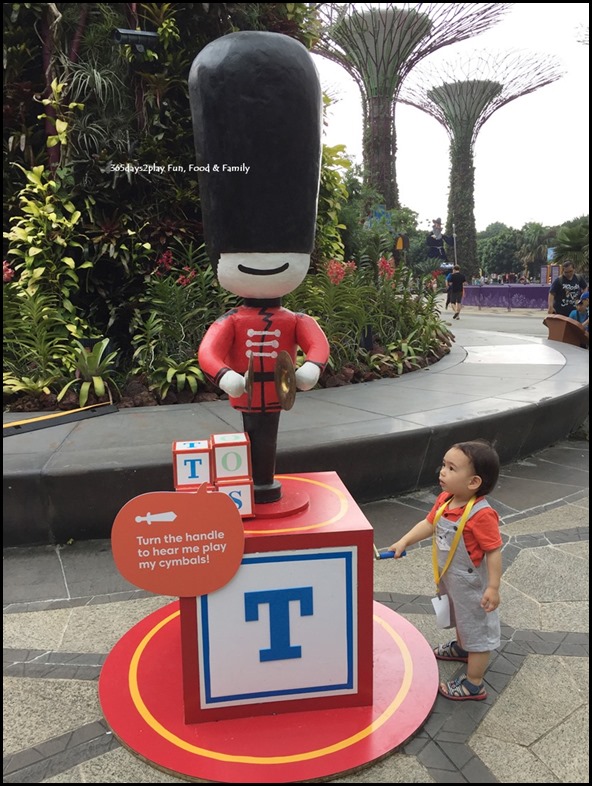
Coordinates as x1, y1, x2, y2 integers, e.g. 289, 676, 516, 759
453, 440, 500, 495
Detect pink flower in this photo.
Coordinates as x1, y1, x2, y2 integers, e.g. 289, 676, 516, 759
377, 256, 395, 280
155, 249, 173, 274
325, 259, 357, 285
177, 268, 196, 287
3, 260, 15, 283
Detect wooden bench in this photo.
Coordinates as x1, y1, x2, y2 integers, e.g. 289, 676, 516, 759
543, 315, 589, 348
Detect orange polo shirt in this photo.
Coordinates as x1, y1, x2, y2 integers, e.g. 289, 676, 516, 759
427, 492, 502, 567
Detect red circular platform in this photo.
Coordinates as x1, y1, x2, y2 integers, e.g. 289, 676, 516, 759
252, 489, 310, 519
99, 601, 438, 783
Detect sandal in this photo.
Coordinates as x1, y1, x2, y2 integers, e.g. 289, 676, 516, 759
433, 640, 469, 663
439, 675, 487, 701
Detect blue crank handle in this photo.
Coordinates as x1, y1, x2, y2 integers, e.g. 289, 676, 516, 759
378, 550, 406, 559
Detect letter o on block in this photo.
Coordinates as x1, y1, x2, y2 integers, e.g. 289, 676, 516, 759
210, 432, 252, 482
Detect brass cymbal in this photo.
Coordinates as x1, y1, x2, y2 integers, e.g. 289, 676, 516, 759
274, 350, 296, 411
245, 352, 254, 410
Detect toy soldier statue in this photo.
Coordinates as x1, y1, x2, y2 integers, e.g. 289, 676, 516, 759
189, 32, 330, 505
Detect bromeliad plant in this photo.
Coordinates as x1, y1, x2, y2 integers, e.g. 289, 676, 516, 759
57, 338, 119, 408
146, 356, 206, 402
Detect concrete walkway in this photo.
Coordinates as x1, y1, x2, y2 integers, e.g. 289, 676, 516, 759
3, 310, 588, 546
3, 309, 589, 783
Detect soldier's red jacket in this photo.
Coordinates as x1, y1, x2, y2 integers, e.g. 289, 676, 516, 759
198, 303, 329, 413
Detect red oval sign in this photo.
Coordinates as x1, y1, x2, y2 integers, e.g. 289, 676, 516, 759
112, 485, 244, 596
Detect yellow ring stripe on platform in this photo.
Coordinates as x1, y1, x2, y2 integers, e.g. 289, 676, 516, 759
129, 611, 412, 764
244, 475, 348, 534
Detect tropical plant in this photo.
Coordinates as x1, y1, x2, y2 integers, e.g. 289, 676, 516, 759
145, 356, 206, 402
3, 371, 61, 398
286, 262, 376, 369
57, 338, 119, 408
3, 287, 74, 396
552, 221, 589, 275
286, 257, 453, 379
337, 165, 420, 269
130, 241, 238, 400
516, 222, 553, 279
3, 2, 326, 363
4, 163, 90, 311
312, 142, 350, 267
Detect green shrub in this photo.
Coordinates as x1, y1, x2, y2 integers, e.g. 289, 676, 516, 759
3, 286, 74, 396
130, 240, 238, 400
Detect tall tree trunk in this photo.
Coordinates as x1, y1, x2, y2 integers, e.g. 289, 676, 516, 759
41, 4, 90, 171
125, 2, 147, 131
363, 94, 399, 209
447, 134, 477, 278
41, 9, 60, 172
69, 4, 89, 64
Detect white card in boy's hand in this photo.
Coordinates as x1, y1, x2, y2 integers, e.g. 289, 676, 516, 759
431, 593, 451, 628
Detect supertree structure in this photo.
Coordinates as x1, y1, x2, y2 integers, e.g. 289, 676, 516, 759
399, 50, 564, 275
314, 3, 512, 209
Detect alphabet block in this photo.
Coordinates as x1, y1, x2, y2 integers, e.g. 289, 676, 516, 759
215, 478, 255, 518
179, 471, 374, 723
210, 432, 252, 482
172, 440, 211, 490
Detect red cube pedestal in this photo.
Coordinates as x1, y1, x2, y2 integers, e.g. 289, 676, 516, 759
179, 472, 374, 723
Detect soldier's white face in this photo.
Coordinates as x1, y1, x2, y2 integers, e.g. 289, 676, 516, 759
217, 252, 310, 298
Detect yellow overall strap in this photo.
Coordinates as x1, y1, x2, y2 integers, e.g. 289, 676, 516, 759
432, 496, 477, 593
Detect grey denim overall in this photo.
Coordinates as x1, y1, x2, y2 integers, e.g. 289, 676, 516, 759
435, 499, 501, 652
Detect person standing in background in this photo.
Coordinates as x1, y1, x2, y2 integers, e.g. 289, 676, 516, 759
548, 261, 587, 316
444, 269, 453, 309
568, 291, 589, 348
449, 265, 466, 320
568, 291, 589, 327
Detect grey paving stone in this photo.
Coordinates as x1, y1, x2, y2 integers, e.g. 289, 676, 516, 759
564, 632, 589, 644
331, 752, 437, 783
402, 733, 431, 755
460, 755, 499, 783
476, 655, 588, 748
40, 744, 180, 784
542, 600, 589, 633
428, 769, 469, 782
503, 546, 588, 603
437, 741, 474, 769
483, 669, 513, 695
469, 735, 560, 783
3, 677, 102, 756
417, 740, 457, 771
489, 652, 521, 675
530, 705, 589, 783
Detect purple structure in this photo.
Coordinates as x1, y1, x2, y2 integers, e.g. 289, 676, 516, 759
463, 285, 549, 311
